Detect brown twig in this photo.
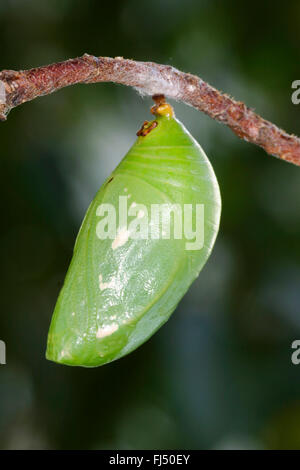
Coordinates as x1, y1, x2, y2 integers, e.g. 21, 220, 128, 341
0, 53, 299, 166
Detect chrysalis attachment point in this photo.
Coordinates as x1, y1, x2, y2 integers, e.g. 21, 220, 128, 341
151, 94, 174, 118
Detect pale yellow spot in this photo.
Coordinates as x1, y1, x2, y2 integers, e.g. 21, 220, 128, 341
58, 349, 72, 360
112, 227, 130, 250
96, 323, 118, 338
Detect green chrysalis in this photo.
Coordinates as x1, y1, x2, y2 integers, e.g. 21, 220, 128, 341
46, 100, 221, 367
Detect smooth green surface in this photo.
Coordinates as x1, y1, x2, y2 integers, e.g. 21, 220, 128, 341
46, 114, 221, 367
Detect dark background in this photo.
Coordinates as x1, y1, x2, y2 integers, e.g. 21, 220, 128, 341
0, 0, 300, 450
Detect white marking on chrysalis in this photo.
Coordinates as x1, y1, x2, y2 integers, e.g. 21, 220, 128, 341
99, 274, 115, 291
58, 349, 71, 360
122, 312, 132, 324
96, 323, 118, 338
111, 227, 130, 250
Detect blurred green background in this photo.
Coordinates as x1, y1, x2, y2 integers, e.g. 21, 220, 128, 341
1, 0, 300, 450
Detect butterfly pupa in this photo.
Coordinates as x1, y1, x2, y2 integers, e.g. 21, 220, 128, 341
46, 100, 221, 367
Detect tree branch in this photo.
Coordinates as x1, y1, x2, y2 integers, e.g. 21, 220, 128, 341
0, 53, 299, 166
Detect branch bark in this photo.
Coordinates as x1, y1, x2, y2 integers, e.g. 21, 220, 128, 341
0, 53, 299, 166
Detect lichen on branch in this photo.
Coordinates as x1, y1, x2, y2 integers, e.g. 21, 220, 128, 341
0, 53, 300, 166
